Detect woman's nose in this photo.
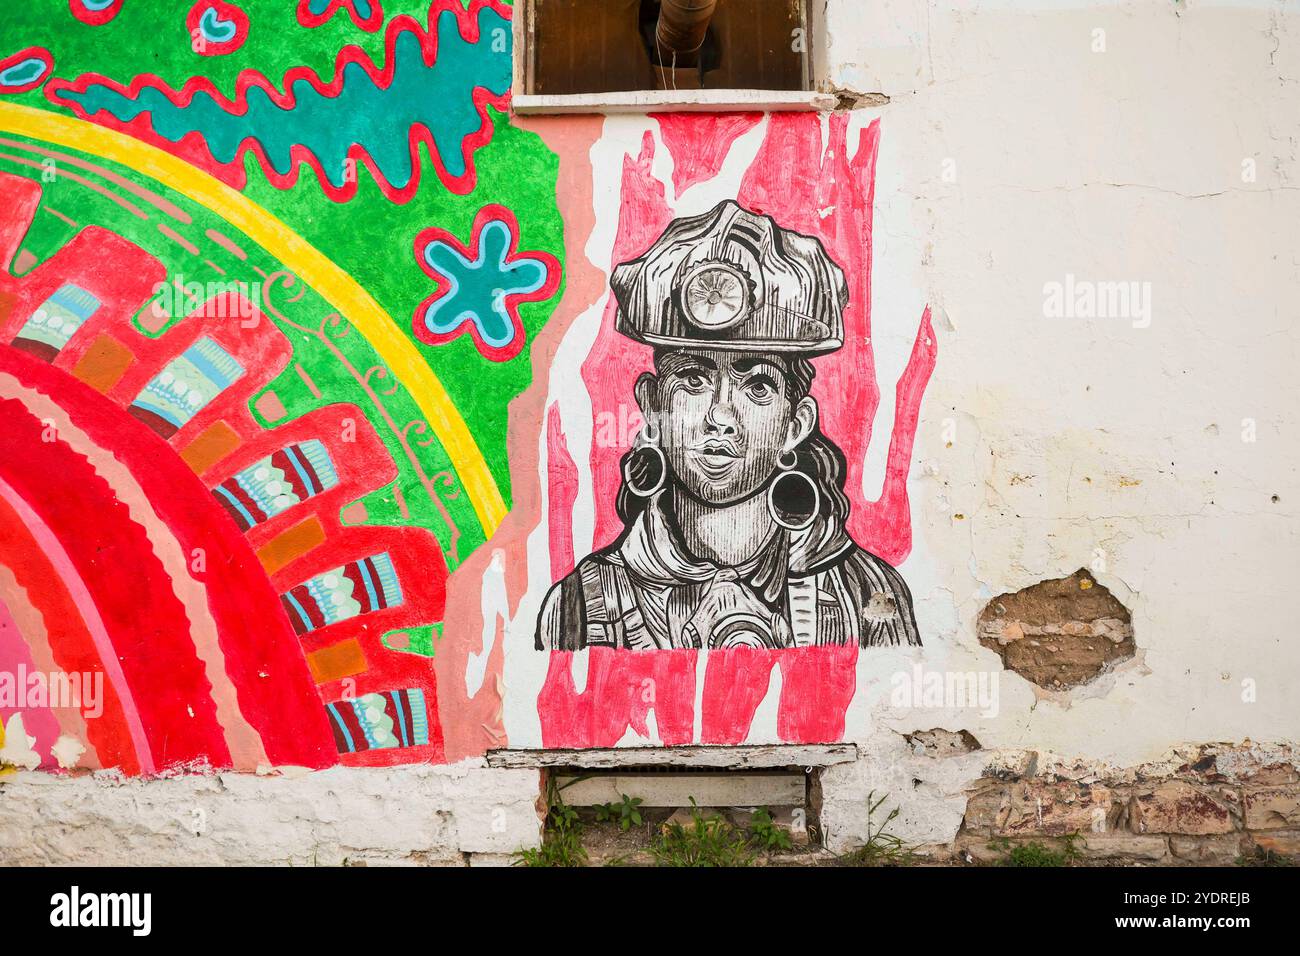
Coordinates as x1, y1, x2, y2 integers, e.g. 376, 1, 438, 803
704, 381, 738, 433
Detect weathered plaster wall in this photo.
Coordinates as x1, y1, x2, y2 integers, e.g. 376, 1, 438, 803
495, 0, 1299, 852
810, 0, 1300, 851
502, 0, 1296, 735
0, 761, 541, 866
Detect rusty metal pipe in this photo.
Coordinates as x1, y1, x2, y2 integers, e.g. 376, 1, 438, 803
655, 0, 718, 58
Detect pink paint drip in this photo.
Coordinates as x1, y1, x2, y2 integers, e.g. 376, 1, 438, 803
579, 131, 672, 553
537, 648, 696, 749
698, 645, 859, 744
545, 403, 578, 582
736, 114, 935, 563
539, 115, 935, 748
651, 111, 762, 197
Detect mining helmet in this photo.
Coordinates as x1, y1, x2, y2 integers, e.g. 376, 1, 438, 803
611, 200, 848, 355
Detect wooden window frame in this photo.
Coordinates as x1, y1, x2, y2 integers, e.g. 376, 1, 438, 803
511, 0, 836, 115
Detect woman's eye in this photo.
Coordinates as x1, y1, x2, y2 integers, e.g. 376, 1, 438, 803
683, 373, 707, 389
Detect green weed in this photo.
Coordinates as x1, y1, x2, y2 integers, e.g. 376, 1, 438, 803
651, 798, 755, 867
513, 777, 589, 867
989, 833, 1083, 867
844, 791, 919, 866
594, 793, 644, 832
748, 808, 794, 852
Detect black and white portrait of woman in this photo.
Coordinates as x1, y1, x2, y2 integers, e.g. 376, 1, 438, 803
536, 200, 920, 652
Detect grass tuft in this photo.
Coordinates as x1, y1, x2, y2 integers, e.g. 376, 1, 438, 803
651, 798, 755, 867
988, 834, 1083, 867
513, 778, 589, 868
843, 791, 920, 866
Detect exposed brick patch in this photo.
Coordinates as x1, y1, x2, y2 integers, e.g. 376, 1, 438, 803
977, 569, 1134, 689
1074, 834, 1170, 862
830, 88, 891, 110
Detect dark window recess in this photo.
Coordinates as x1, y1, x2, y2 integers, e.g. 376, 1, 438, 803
526, 0, 810, 96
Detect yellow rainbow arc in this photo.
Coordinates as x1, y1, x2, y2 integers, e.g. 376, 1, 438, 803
0, 100, 507, 536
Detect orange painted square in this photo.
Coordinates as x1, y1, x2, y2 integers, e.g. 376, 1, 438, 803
179, 420, 241, 475
71, 334, 135, 394
256, 515, 327, 575
0, 290, 17, 327
307, 639, 368, 684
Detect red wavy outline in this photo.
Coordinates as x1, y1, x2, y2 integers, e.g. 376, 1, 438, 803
187, 1, 250, 57
0, 47, 54, 95
298, 0, 384, 34
69, 0, 124, 26
46, 0, 512, 203
412, 204, 562, 363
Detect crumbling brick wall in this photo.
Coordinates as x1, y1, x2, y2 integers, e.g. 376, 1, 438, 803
949, 743, 1300, 865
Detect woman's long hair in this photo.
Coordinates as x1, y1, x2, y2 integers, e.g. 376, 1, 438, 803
615, 352, 852, 536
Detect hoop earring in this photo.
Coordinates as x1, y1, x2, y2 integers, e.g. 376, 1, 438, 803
624, 422, 667, 498
768, 449, 819, 531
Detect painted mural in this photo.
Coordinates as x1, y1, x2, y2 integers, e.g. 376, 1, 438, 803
0, 2, 934, 775
498, 113, 936, 752
535, 199, 921, 654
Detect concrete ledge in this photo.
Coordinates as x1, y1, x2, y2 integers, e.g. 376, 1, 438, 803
486, 743, 857, 770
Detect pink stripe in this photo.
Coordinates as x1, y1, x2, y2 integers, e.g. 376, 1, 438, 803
0, 477, 154, 773
15, 383, 267, 768
0, 588, 62, 766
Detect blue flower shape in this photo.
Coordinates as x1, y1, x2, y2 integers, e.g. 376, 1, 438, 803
413, 206, 559, 361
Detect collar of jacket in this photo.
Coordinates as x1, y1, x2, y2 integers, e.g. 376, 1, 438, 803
614, 491, 853, 608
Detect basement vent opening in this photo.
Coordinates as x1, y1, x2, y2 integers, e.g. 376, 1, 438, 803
550, 765, 809, 805
544, 764, 822, 847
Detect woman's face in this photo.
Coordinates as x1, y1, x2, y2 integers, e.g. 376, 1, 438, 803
643, 349, 814, 506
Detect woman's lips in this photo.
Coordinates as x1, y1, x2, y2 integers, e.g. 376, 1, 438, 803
689, 445, 741, 478
691, 440, 741, 456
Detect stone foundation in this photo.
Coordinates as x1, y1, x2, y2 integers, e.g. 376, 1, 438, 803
940, 741, 1300, 865
2, 742, 1296, 866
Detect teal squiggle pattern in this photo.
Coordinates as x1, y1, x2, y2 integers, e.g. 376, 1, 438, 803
54, 7, 511, 189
